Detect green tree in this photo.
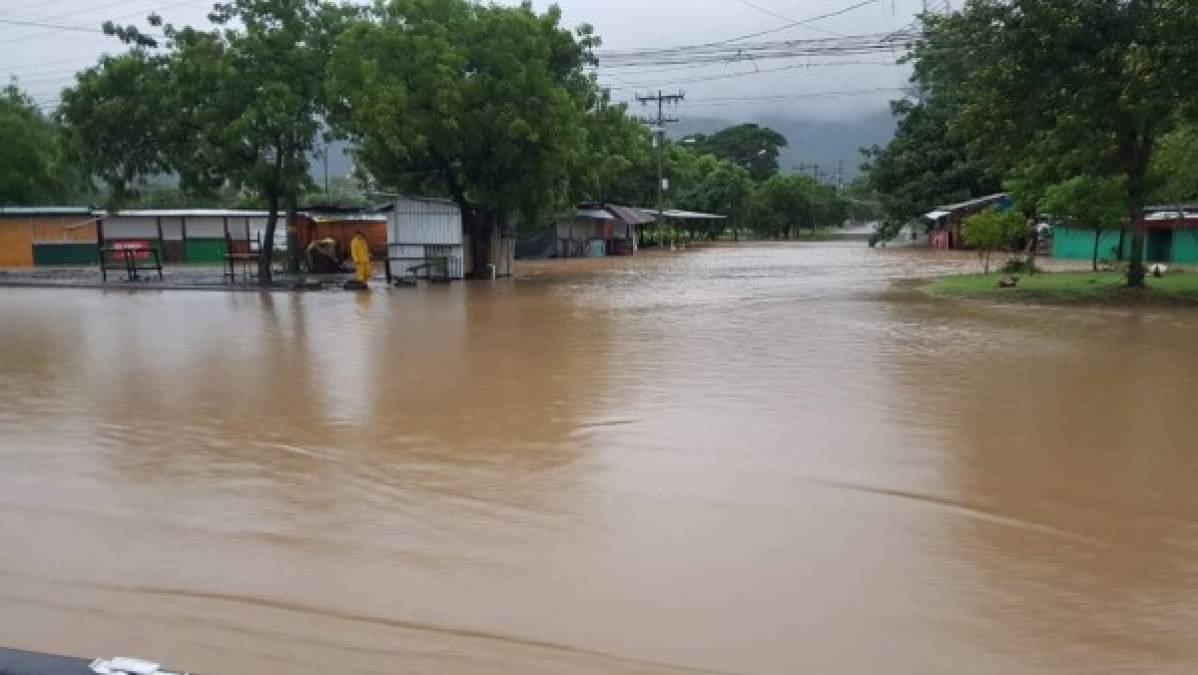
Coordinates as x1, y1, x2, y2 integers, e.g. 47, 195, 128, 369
62, 0, 351, 284
751, 174, 825, 239
0, 83, 84, 205
1150, 121, 1198, 209
1040, 175, 1127, 271
861, 97, 1000, 242
574, 102, 654, 208
914, 0, 1198, 286
961, 208, 1024, 273
688, 123, 788, 182
327, 0, 597, 270
675, 154, 755, 239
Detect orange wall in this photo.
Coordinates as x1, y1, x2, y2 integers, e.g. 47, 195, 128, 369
295, 217, 388, 258
33, 215, 97, 243
0, 215, 98, 267
0, 218, 34, 267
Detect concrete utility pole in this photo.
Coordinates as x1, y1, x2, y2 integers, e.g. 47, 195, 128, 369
637, 90, 684, 247
837, 159, 845, 192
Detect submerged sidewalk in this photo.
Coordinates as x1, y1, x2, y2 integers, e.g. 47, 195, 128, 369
0, 266, 368, 292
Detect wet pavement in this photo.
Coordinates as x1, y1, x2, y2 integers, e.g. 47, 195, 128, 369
1, 243, 1196, 674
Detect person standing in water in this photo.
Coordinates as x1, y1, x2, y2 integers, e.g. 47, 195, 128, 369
350, 230, 372, 284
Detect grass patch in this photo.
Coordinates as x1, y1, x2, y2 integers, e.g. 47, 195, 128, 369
928, 270, 1198, 305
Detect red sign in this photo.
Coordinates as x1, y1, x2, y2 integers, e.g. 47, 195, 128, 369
110, 240, 152, 260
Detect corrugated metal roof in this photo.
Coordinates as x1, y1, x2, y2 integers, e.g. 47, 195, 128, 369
0, 206, 93, 216
576, 208, 613, 220
605, 204, 656, 226
642, 208, 727, 220
307, 214, 388, 223
938, 193, 1009, 212
104, 209, 271, 217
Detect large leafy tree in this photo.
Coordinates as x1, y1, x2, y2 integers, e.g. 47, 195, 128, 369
1149, 121, 1198, 209
751, 174, 836, 239
571, 99, 654, 208
0, 83, 84, 205
62, 0, 351, 284
688, 123, 788, 182
861, 97, 999, 241
327, 0, 598, 269
914, 0, 1198, 286
675, 154, 755, 239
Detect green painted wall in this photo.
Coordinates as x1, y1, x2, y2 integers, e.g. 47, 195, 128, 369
1055, 225, 1198, 263
184, 238, 227, 263
1052, 226, 1126, 262
1172, 229, 1198, 263
33, 243, 99, 265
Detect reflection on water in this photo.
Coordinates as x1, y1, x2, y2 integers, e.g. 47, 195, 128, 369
1, 244, 1197, 674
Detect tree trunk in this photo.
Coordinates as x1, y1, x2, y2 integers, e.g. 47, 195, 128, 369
1127, 206, 1146, 287
258, 191, 280, 286
1092, 229, 1100, 272
1024, 215, 1038, 276
285, 194, 300, 273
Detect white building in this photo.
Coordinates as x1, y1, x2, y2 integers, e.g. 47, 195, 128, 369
385, 196, 466, 279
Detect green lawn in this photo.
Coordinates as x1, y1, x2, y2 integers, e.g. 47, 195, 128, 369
928, 270, 1198, 305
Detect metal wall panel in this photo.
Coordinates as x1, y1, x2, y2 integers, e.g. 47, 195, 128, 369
390, 197, 463, 246
102, 216, 159, 239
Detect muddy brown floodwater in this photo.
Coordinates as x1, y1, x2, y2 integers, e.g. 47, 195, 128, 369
2, 243, 1198, 674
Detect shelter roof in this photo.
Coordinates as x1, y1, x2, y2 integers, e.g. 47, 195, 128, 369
101, 209, 270, 218
605, 204, 656, 226
0, 206, 93, 216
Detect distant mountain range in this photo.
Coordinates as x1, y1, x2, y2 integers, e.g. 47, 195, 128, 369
310, 107, 899, 187
669, 108, 897, 182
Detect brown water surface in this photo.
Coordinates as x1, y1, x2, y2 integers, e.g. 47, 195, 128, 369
2, 244, 1197, 674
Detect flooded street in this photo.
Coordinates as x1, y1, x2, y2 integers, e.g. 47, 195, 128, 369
2, 243, 1197, 674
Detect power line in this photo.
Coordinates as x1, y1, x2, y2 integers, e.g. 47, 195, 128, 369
651, 86, 906, 108
600, 58, 901, 91
595, 30, 917, 68
728, 0, 846, 38
712, 0, 880, 45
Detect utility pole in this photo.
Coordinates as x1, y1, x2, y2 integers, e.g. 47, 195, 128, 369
637, 90, 684, 247
837, 159, 845, 192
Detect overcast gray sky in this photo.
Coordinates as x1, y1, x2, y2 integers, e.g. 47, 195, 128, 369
2, 0, 924, 120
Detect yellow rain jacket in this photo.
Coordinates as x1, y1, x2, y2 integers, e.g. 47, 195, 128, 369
350, 233, 372, 283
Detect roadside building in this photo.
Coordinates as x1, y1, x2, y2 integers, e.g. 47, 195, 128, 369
1052, 207, 1198, 264
98, 209, 273, 264
293, 204, 389, 265
0, 207, 97, 267
552, 203, 655, 258
383, 195, 467, 279
922, 193, 1012, 250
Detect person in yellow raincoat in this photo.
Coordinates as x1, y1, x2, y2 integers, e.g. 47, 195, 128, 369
350, 230, 372, 284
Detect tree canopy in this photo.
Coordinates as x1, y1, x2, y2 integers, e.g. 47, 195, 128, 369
911, 0, 1198, 285
861, 95, 999, 241
61, 0, 352, 283
751, 173, 845, 239
327, 0, 597, 233
687, 123, 788, 182
961, 207, 1024, 273
1, 83, 85, 205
